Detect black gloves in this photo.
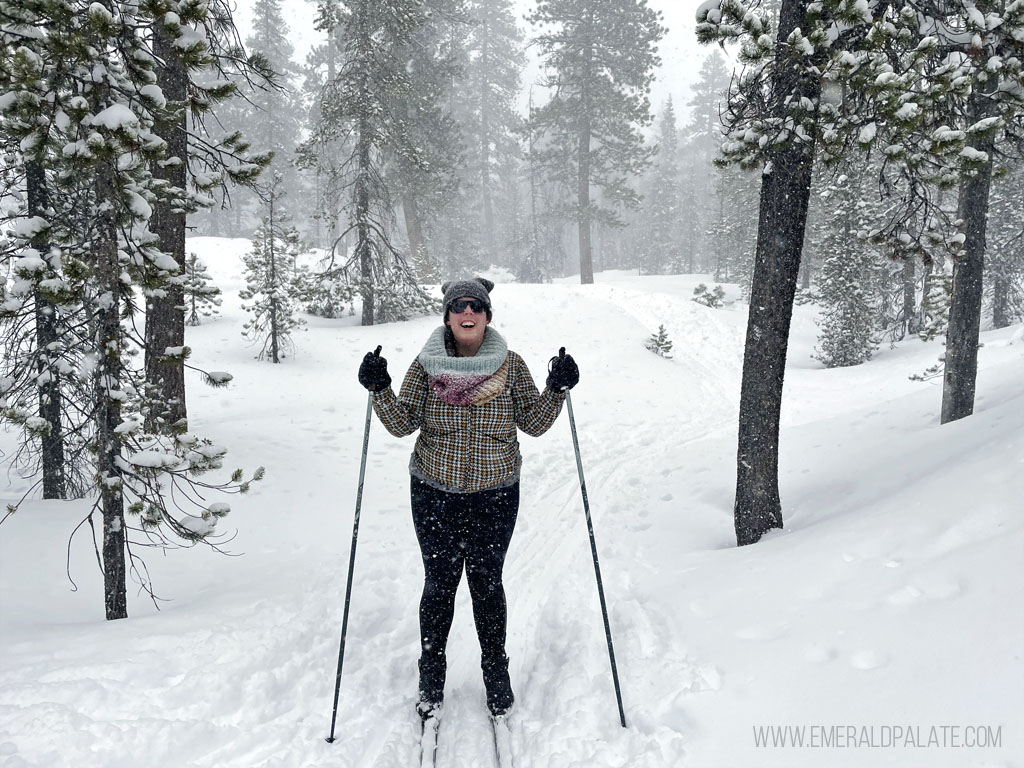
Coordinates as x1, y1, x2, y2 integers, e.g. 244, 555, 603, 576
358, 345, 391, 392
546, 347, 579, 392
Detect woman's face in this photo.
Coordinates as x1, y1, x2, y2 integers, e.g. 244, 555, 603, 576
446, 296, 490, 350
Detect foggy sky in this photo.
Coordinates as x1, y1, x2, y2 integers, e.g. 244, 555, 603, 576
233, 0, 713, 123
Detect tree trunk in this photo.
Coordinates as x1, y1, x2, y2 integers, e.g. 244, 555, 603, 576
27, 159, 66, 499
734, 0, 821, 546
351, 0, 375, 326
902, 256, 916, 337
479, 37, 496, 255
96, 155, 127, 621
991, 271, 1010, 329
145, 23, 188, 430
941, 75, 997, 425
577, 39, 594, 286
402, 192, 427, 274
268, 196, 280, 363
577, 118, 594, 285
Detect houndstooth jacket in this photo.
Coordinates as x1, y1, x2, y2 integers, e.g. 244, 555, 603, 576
373, 350, 564, 493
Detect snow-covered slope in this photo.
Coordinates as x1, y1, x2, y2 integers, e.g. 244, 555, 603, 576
1, 238, 1021, 768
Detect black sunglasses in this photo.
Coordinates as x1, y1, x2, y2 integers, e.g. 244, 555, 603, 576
449, 298, 487, 314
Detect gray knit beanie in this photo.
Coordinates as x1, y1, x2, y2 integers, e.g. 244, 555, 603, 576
441, 277, 494, 314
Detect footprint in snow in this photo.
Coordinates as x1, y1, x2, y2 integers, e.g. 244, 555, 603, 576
804, 644, 838, 664
850, 650, 888, 670
735, 624, 789, 641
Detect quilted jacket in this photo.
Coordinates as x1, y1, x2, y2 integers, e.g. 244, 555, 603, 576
373, 350, 564, 492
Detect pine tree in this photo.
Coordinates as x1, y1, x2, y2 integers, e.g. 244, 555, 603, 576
240, 178, 307, 362
1, 0, 261, 620
985, 162, 1024, 329
241, 0, 306, 225
644, 324, 673, 358
919, 270, 953, 342
637, 99, 681, 275
684, 50, 732, 274
184, 253, 223, 325
302, 0, 435, 325
144, 0, 271, 433
444, 0, 525, 273
388, 0, 466, 280
528, 0, 665, 284
695, 0, 1024, 540
699, 0, 832, 544
808, 165, 879, 366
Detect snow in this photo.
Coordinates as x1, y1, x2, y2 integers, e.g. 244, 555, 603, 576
91, 103, 140, 132
1, 238, 1022, 768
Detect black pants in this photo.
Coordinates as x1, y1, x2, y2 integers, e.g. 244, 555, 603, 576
410, 477, 520, 663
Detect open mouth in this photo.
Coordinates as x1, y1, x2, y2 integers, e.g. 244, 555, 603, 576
460, 321, 476, 328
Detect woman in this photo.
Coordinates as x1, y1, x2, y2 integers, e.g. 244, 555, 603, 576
357, 277, 579, 720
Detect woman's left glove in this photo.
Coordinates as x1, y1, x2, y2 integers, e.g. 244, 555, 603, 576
547, 347, 579, 391
358, 345, 392, 392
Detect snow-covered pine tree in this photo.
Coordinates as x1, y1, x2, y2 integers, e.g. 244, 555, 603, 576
835, 0, 1024, 423
296, 4, 350, 250
144, 0, 272, 432
715, 163, 760, 289
985, 162, 1024, 329
442, 0, 525, 274
184, 253, 222, 325
236, 0, 306, 229
699, 0, 835, 544
683, 50, 733, 274
1, 0, 261, 620
644, 324, 674, 358
637, 99, 682, 275
388, 0, 465, 282
919, 270, 953, 342
812, 170, 879, 367
513, 91, 566, 283
303, 0, 435, 325
528, 0, 665, 284
240, 178, 307, 362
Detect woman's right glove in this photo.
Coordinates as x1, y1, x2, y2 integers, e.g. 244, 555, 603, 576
546, 347, 579, 392
358, 345, 391, 392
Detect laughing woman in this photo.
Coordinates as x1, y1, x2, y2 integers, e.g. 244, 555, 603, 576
357, 277, 579, 720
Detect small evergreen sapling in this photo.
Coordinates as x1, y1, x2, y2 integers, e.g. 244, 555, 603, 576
239, 182, 308, 363
645, 325, 674, 358
183, 253, 222, 325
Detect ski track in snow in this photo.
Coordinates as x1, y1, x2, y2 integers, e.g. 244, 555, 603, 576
2, 250, 1022, 768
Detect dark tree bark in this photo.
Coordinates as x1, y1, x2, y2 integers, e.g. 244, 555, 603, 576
267, 193, 281, 363
96, 156, 127, 621
402, 192, 427, 276
991, 272, 1011, 329
145, 23, 189, 429
577, 116, 594, 285
941, 75, 997, 425
734, 0, 821, 546
27, 159, 66, 499
902, 257, 916, 337
577, 40, 594, 286
346, 0, 375, 326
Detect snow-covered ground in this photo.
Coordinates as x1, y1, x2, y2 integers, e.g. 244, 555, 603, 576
2, 237, 1022, 768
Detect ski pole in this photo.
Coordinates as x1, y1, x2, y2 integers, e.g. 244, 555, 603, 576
558, 363, 627, 729
326, 385, 375, 743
